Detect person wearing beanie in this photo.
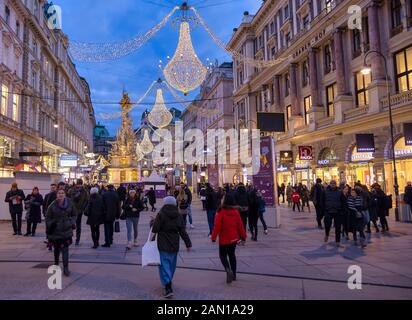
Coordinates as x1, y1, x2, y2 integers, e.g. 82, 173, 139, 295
5, 182, 25, 235
152, 195, 192, 298
85, 187, 105, 249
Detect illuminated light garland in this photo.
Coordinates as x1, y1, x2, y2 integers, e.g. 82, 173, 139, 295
190, 7, 289, 68
163, 21, 208, 95
69, 7, 179, 62
140, 130, 154, 154
148, 88, 173, 128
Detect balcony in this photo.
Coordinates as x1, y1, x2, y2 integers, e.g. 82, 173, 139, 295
343, 105, 369, 121
381, 90, 412, 109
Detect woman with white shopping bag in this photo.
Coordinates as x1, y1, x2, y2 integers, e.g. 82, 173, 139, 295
151, 196, 192, 298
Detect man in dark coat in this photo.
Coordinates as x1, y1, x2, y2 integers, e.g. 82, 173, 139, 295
117, 185, 127, 203
146, 188, 157, 212
67, 179, 89, 245
322, 180, 343, 246
102, 185, 120, 247
404, 182, 412, 213
4, 182, 25, 235
311, 178, 325, 229
248, 188, 260, 241
86, 188, 105, 249
205, 184, 218, 237
43, 184, 57, 248
181, 183, 194, 228
234, 183, 249, 234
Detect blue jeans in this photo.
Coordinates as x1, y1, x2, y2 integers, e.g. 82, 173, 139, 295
158, 251, 178, 287
126, 217, 139, 242
187, 206, 193, 225
206, 209, 216, 235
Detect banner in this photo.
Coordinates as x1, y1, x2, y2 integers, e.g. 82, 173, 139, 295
299, 146, 313, 160
356, 134, 375, 152
253, 136, 275, 207
404, 123, 412, 146
279, 151, 293, 164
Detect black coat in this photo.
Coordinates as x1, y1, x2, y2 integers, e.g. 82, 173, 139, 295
102, 190, 120, 222
117, 186, 127, 202
312, 183, 324, 206
404, 186, 412, 205
322, 186, 343, 215
5, 189, 25, 214
152, 204, 192, 253
25, 193, 43, 223
86, 194, 105, 226
43, 191, 57, 216
122, 196, 144, 218
248, 190, 259, 217
235, 186, 249, 210
205, 189, 218, 210
45, 198, 77, 240
146, 190, 156, 205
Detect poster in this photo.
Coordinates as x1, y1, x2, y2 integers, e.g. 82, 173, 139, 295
252, 136, 275, 207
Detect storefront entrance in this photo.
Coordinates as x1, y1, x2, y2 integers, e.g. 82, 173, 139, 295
346, 149, 375, 187
316, 148, 339, 184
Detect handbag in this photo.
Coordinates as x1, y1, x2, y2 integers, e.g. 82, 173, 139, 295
142, 228, 160, 267
114, 220, 120, 233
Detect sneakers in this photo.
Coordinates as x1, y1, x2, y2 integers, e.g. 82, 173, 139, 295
134, 240, 139, 247
264, 229, 268, 235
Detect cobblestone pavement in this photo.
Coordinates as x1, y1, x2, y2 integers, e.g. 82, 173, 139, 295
0, 200, 411, 300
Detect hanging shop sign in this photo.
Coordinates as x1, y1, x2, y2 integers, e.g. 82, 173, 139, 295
351, 150, 374, 162
59, 155, 78, 167
299, 146, 313, 160
404, 123, 412, 146
280, 151, 293, 164
295, 162, 310, 170
356, 134, 375, 152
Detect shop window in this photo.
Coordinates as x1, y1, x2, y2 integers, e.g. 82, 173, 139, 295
304, 96, 311, 125
302, 60, 309, 87
355, 71, 371, 107
391, 0, 403, 36
324, 44, 332, 74
395, 46, 412, 92
326, 83, 336, 117
352, 29, 361, 58
1, 84, 8, 116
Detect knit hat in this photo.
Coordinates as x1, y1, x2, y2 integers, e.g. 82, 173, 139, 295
163, 196, 176, 206
90, 187, 99, 195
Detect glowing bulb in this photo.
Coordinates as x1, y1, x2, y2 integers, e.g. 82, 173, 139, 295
148, 88, 173, 128
140, 130, 154, 155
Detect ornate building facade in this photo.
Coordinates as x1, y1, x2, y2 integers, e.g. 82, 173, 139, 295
228, 0, 412, 195
0, 0, 95, 178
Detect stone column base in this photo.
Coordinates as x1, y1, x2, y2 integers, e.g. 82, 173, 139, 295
334, 95, 353, 124
266, 206, 281, 228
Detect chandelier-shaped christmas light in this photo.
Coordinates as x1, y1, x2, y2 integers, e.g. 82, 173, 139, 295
163, 21, 208, 95
140, 130, 154, 155
135, 143, 144, 161
148, 88, 173, 128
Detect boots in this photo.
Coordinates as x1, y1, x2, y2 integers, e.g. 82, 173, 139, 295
225, 267, 233, 284
54, 247, 60, 266
62, 247, 70, 276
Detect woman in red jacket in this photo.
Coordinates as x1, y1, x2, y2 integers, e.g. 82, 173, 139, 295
211, 193, 247, 284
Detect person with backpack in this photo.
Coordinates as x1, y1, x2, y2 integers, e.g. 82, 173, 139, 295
211, 193, 247, 284
291, 188, 301, 212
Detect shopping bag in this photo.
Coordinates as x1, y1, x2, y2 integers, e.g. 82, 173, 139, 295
114, 221, 120, 233
142, 228, 160, 267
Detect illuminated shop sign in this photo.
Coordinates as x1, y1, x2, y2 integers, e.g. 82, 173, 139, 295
299, 146, 313, 160
295, 163, 310, 170
280, 151, 293, 164
351, 152, 374, 162
356, 134, 375, 152
404, 123, 412, 146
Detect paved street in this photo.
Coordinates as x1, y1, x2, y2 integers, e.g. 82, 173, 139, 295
0, 200, 412, 300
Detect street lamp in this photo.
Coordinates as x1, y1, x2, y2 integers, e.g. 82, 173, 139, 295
362, 50, 400, 221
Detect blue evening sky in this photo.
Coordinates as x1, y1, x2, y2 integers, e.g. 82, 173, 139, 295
55, 0, 261, 135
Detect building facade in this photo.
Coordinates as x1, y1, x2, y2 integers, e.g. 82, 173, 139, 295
228, 0, 412, 196
181, 62, 238, 190
93, 122, 113, 158
0, 0, 95, 178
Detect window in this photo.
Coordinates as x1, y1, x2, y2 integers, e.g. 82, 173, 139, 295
352, 29, 361, 58
324, 44, 332, 73
33, 41, 37, 55
5, 5, 10, 25
355, 71, 372, 107
285, 105, 292, 130
286, 32, 291, 47
270, 22, 275, 35
284, 5, 289, 20
32, 71, 37, 90
12, 94, 19, 122
395, 46, 412, 92
271, 46, 277, 57
303, 14, 310, 30
326, 83, 336, 117
304, 96, 311, 125
325, 0, 333, 12
302, 60, 309, 87
391, 0, 402, 30
1, 85, 8, 116
285, 73, 290, 97
16, 21, 20, 37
